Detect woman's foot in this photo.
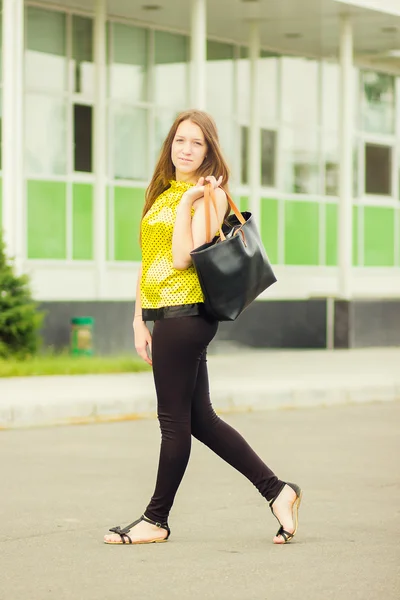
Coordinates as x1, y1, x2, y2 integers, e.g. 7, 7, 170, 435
104, 515, 169, 545
270, 483, 302, 545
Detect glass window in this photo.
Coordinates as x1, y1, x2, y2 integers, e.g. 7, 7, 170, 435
237, 47, 250, 123
112, 106, 148, 180
72, 16, 94, 96
25, 95, 67, 175
282, 57, 319, 126
365, 143, 392, 196
155, 107, 179, 165
207, 42, 235, 167
213, 115, 235, 168
282, 127, 320, 194
110, 24, 148, 103
26, 8, 67, 92
238, 49, 278, 126
323, 64, 359, 128
353, 144, 359, 198
241, 126, 248, 184
322, 62, 339, 132
259, 52, 279, 126
261, 129, 276, 187
154, 32, 189, 109
322, 59, 359, 188
323, 136, 358, 197
207, 41, 234, 116
361, 71, 395, 135
74, 104, 92, 173
398, 153, 400, 200
324, 133, 339, 197
240, 127, 276, 187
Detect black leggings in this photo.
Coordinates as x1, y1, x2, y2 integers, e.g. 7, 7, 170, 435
145, 315, 284, 524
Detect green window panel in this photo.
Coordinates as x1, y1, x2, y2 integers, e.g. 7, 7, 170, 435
364, 206, 395, 267
284, 200, 319, 265
27, 180, 66, 259
114, 186, 144, 261
353, 206, 359, 266
325, 204, 359, 266
260, 198, 278, 264
239, 196, 249, 212
325, 203, 337, 266
398, 210, 400, 265
72, 184, 93, 260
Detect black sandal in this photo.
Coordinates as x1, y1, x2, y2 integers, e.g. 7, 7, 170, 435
269, 482, 303, 544
105, 514, 171, 545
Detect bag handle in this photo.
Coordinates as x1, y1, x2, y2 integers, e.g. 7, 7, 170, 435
204, 184, 246, 244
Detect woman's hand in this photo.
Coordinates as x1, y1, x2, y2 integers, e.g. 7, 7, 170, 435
133, 319, 153, 366
181, 175, 223, 206
172, 174, 225, 270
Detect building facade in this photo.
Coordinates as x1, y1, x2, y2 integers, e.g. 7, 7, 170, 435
1, 0, 400, 352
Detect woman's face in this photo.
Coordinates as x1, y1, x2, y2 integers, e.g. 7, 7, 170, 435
171, 120, 208, 181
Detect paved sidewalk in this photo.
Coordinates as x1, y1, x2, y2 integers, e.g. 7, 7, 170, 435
0, 347, 399, 429
1, 403, 400, 600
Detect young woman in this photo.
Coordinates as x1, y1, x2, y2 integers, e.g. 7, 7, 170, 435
104, 110, 302, 546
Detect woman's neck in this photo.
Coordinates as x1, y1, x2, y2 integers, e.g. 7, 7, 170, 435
174, 170, 197, 184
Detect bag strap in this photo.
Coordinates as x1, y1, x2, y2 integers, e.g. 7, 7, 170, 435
204, 184, 246, 244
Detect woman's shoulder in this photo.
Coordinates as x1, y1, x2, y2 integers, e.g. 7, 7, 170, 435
214, 187, 227, 201
210, 187, 228, 209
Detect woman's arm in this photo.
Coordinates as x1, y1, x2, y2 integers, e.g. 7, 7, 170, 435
172, 178, 227, 270
133, 264, 143, 321
132, 264, 153, 366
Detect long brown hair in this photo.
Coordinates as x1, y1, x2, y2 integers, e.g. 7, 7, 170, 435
142, 109, 231, 220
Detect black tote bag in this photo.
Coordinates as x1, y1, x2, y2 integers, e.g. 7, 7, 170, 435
190, 184, 277, 321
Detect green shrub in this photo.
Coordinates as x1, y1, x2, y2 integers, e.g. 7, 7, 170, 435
0, 233, 44, 358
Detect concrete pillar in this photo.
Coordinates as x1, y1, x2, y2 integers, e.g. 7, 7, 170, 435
249, 21, 261, 225
2, 0, 24, 269
338, 15, 354, 299
14, 0, 24, 273
94, 0, 107, 298
190, 0, 207, 109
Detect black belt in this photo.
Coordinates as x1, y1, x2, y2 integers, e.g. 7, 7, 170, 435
142, 303, 204, 322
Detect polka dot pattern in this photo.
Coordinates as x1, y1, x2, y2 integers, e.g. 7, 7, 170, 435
140, 180, 204, 310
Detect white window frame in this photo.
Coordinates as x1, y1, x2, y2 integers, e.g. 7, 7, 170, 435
25, 2, 95, 263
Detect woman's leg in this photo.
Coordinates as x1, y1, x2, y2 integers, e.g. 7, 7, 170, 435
104, 316, 217, 543
190, 348, 300, 543
191, 350, 285, 502
144, 316, 218, 524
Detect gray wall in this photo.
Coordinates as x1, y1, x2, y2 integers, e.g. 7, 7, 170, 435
39, 299, 327, 354
335, 300, 400, 348
38, 298, 400, 355
39, 301, 136, 355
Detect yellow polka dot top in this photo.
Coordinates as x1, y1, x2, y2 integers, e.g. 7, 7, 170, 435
140, 179, 204, 320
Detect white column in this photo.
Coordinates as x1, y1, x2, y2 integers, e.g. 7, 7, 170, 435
338, 15, 354, 299
190, 0, 206, 110
2, 0, 16, 258
249, 20, 261, 225
94, 0, 107, 298
14, 0, 25, 274
1, 0, 24, 271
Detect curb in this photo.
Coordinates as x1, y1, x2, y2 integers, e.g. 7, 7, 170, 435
1, 380, 399, 430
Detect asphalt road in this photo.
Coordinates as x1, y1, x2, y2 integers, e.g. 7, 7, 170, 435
1, 402, 400, 600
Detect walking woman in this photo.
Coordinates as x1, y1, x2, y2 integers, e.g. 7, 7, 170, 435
104, 110, 302, 546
